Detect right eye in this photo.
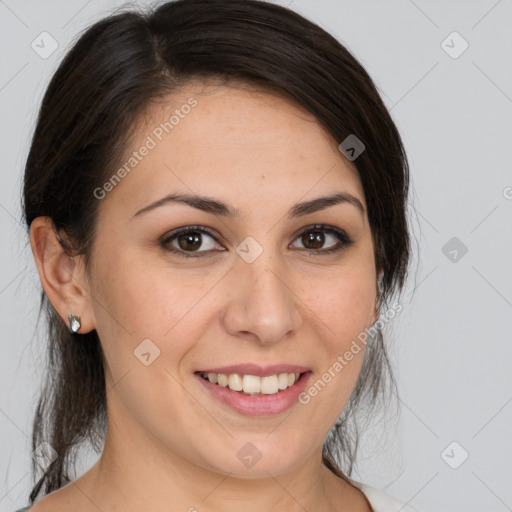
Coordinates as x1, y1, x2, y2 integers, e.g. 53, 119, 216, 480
160, 226, 225, 258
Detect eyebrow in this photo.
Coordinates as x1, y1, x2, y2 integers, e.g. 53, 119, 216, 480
132, 191, 365, 219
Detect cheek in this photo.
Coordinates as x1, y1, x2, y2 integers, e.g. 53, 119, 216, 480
296, 280, 374, 435
90, 247, 221, 369
88, 250, 209, 428
92, 248, 164, 333
309, 267, 376, 346
301, 265, 376, 404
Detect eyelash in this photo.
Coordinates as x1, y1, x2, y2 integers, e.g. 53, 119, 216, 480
159, 224, 354, 259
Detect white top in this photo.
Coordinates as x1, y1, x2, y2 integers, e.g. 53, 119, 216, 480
351, 479, 417, 512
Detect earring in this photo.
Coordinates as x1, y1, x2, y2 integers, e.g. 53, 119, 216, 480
68, 314, 81, 334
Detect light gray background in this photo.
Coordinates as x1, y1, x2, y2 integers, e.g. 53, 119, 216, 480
1, 1, 511, 511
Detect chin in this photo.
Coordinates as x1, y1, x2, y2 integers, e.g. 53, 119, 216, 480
197, 436, 314, 479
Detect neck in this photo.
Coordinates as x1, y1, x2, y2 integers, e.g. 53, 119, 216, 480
80, 417, 350, 512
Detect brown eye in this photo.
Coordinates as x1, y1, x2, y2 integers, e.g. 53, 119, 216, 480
301, 231, 325, 250
161, 226, 222, 257
177, 232, 202, 251
290, 225, 354, 254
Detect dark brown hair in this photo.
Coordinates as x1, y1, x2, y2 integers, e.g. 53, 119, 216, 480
22, 0, 410, 503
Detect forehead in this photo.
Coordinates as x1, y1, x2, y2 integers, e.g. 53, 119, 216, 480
102, 83, 366, 217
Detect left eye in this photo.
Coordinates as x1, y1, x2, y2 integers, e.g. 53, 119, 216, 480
160, 224, 352, 258
290, 228, 344, 251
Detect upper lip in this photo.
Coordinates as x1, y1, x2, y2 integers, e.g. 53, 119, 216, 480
196, 364, 310, 377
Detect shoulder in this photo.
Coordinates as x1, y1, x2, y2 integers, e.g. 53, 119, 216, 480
14, 486, 66, 512
349, 479, 418, 512
13, 471, 97, 512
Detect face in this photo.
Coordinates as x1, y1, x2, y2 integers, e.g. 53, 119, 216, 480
85, 83, 378, 477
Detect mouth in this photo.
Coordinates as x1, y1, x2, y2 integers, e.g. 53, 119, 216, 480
198, 371, 304, 396
194, 365, 311, 416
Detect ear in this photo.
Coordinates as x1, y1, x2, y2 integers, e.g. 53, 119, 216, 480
29, 217, 96, 334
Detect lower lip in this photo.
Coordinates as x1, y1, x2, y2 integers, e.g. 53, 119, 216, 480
195, 372, 311, 417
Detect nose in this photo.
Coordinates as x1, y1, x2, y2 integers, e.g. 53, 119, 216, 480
221, 252, 302, 345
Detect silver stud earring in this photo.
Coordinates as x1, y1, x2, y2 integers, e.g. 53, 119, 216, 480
68, 315, 81, 334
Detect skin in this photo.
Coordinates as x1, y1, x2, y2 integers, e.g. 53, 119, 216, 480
29, 82, 378, 512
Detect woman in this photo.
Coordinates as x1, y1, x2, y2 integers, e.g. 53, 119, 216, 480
18, 0, 413, 510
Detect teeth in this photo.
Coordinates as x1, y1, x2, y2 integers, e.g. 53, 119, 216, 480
217, 374, 228, 387
243, 375, 261, 394
201, 371, 302, 395
261, 375, 279, 394
228, 373, 243, 391
278, 373, 288, 390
